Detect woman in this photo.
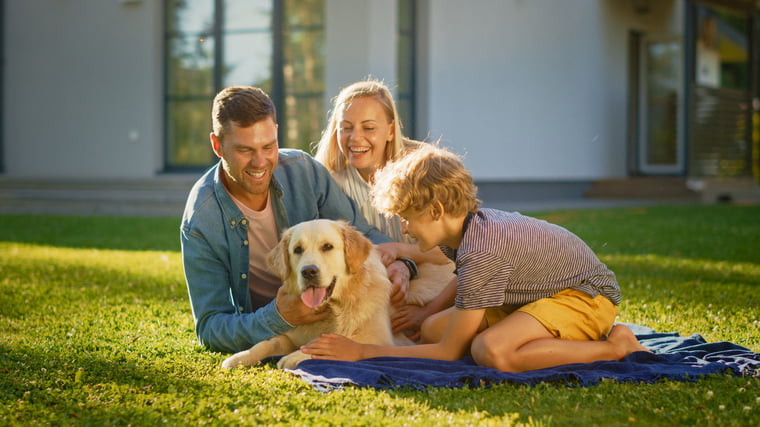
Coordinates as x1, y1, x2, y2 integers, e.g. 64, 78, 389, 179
314, 78, 455, 339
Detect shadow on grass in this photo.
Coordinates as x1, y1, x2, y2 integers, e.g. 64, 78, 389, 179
0, 342, 214, 424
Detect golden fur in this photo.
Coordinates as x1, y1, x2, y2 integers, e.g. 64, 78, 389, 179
222, 219, 453, 370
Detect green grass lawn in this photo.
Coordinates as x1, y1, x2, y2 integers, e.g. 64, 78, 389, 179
1, 205, 758, 426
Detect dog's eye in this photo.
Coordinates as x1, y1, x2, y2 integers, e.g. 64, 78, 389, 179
321, 243, 333, 252
293, 246, 303, 255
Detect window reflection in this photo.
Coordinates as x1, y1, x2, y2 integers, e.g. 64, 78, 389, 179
645, 40, 680, 165
223, 0, 272, 90
223, 33, 273, 90
282, 0, 325, 152
165, 0, 325, 169
167, 99, 214, 166
696, 6, 749, 90
167, 36, 214, 96
225, 0, 271, 31
167, 0, 213, 34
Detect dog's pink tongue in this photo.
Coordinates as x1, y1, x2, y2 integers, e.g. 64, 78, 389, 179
301, 287, 327, 308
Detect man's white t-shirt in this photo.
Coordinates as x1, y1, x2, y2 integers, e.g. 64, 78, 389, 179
229, 192, 281, 309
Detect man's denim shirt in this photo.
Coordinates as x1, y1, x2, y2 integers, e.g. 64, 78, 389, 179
180, 149, 390, 353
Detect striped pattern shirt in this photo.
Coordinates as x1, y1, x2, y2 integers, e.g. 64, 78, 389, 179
332, 166, 414, 244
440, 209, 620, 310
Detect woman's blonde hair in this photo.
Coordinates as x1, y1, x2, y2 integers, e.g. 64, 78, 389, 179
314, 78, 407, 173
371, 144, 481, 218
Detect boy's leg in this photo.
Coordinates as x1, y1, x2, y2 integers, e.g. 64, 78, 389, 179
419, 307, 453, 344
470, 290, 649, 372
420, 306, 488, 344
470, 312, 647, 372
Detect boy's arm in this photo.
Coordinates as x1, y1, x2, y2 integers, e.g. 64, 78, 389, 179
377, 242, 450, 265
424, 277, 458, 313
302, 308, 485, 362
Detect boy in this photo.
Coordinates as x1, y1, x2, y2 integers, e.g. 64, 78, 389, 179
302, 144, 649, 372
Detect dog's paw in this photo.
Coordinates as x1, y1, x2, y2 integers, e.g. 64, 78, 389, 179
221, 353, 251, 369
277, 351, 310, 370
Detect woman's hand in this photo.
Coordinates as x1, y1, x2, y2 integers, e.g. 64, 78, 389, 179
301, 334, 365, 361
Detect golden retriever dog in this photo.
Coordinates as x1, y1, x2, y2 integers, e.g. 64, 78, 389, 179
222, 219, 454, 370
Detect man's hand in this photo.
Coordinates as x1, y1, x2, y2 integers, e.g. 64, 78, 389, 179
386, 260, 410, 308
274, 286, 330, 326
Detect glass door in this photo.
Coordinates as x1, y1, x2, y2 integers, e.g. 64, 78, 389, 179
638, 36, 685, 174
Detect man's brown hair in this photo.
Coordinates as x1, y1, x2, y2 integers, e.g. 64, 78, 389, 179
212, 86, 277, 142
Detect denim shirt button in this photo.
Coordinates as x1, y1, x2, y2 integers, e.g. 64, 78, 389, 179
241, 219, 247, 225
243, 240, 249, 246
230, 220, 236, 226
241, 273, 247, 279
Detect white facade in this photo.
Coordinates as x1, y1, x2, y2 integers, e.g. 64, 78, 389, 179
4, 0, 164, 179
419, 0, 682, 181
2, 0, 684, 182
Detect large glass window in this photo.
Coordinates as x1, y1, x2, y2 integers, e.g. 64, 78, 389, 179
281, 0, 325, 153
164, 0, 324, 170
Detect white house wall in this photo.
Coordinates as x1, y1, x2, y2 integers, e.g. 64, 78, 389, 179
4, 0, 163, 179
2, 0, 683, 182
325, 0, 398, 109
423, 0, 682, 181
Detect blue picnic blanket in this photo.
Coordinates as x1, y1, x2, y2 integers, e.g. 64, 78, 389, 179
286, 324, 760, 391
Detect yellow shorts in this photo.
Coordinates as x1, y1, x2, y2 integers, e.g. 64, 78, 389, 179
484, 289, 618, 340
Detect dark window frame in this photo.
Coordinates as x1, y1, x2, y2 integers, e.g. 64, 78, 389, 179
0, 0, 4, 173
397, 0, 417, 139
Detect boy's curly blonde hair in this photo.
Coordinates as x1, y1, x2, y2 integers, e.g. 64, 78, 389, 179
371, 144, 481, 217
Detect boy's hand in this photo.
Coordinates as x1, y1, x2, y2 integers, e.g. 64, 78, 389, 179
375, 243, 399, 266
301, 333, 364, 361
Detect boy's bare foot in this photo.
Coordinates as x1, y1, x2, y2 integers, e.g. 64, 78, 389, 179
607, 324, 651, 359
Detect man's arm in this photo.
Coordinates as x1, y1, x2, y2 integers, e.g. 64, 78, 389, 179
181, 226, 292, 354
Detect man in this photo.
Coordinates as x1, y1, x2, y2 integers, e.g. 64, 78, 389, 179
181, 86, 411, 353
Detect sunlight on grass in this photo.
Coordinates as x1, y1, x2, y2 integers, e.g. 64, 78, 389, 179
604, 253, 760, 351
1, 208, 758, 426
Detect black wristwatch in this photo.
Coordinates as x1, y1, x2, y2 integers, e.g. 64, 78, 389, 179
395, 257, 418, 280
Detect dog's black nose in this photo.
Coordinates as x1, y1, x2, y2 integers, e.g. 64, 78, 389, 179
301, 265, 319, 280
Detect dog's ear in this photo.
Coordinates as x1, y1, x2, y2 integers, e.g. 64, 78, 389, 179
341, 221, 371, 274
266, 228, 292, 280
